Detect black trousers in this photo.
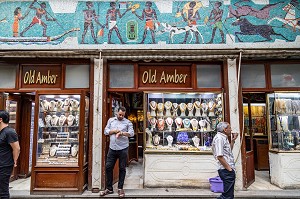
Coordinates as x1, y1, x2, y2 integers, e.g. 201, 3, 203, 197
0, 166, 13, 199
217, 169, 236, 199
105, 147, 128, 191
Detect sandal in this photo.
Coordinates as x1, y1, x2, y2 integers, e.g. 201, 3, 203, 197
100, 189, 113, 196
118, 189, 125, 198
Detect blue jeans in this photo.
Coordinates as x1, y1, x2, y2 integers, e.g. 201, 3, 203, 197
0, 166, 13, 199
217, 169, 236, 199
105, 147, 128, 191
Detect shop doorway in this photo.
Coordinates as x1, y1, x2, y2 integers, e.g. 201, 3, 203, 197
105, 92, 143, 186
1, 92, 35, 181
242, 93, 270, 188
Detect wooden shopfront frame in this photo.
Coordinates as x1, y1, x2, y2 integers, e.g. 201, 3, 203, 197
0, 58, 93, 194
102, 60, 230, 188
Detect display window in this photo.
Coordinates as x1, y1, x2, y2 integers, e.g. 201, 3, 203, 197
267, 92, 300, 152
144, 92, 223, 153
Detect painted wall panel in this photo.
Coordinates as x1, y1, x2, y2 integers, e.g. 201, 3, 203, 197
0, 0, 299, 49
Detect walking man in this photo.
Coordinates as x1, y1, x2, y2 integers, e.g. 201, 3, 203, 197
0, 110, 20, 199
212, 122, 238, 199
100, 106, 134, 198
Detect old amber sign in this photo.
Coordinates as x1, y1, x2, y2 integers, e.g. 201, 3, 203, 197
21, 65, 62, 89
138, 65, 192, 88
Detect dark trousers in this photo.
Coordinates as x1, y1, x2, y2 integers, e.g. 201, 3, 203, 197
105, 147, 128, 191
0, 166, 13, 199
217, 169, 236, 199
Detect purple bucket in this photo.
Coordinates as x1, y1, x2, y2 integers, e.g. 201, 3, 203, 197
209, 176, 224, 193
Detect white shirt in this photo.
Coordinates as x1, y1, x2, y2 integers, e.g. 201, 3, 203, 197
212, 132, 235, 170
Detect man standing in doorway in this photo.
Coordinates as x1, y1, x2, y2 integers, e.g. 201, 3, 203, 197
0, 110, 20, 199
212, 122, 238, 199
100, 106, 134, 198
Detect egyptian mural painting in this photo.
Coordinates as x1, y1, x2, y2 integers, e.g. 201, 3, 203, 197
0, 0, 299, 45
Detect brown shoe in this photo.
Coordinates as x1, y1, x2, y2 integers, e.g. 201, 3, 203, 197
118, 189, 125, 198
100, 189, 113, 196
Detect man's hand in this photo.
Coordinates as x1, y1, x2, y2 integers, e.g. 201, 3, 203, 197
231, 133, 238, 142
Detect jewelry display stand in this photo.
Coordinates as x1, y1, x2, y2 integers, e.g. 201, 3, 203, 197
145, 92, 223, 152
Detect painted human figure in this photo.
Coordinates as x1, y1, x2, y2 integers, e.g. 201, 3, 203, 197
81, 1, 104, 44
106, 2, 130, 44
207, 1, 225, 44
20, 0, 56, 37
133, 1, 157, 44
12, 7, 29, 37
181, 1, 201, 44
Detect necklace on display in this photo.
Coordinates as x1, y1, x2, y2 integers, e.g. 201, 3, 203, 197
58, 115, 66, 126
51, 115, 59, 126
187, 103, 194, 116
175, 117, 183, 129
165, 117, 173, 131
157, 118, 165, 131
41, 100, 49, 112
157, 103, 164, 117
48, 100, 56, 112
179, 103, 187, 116
67, 115, 75, 126
183, 118, 190, 129
149, 101, 157, 116
149, 117, 157, 131
45, 115, 52, 127
190, 118, 198, 131
71, 99, 80, 111
164, 101, 172, 116
172, 103, 179, 116
64, 98, 71, 111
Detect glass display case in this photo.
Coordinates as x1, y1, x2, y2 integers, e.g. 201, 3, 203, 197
36, 94, 87, 166
5, 99, 17, 129
144, 92, 223, 152
267, 93, 300, 151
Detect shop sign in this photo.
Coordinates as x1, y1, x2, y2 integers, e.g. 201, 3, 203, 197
20, 65, 62, 89
138, 65, 191, 88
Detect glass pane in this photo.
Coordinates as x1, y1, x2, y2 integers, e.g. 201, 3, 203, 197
0, 64, 17, 88
37, 94, 80, 167
146, 92, 223, 152
109, 64, 134, 88
197, 65, 221, 88
271, 64, 300, 87
241, 64, 266, 88
65, 65, 89, 88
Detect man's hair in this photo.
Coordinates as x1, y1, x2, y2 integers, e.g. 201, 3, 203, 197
110, 2, 116, 7
146, 1, 152, 6
217, 122, 229, 133
0, 110, 9, 124
118, 106, 126, 112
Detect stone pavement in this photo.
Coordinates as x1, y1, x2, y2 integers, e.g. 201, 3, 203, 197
9, 188, 300, 199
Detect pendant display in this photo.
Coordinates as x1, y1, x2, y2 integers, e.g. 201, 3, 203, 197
71, 144, 78, 157
192, 135, 200, 148
187, 103, 194, 116
56, 100, 63, 112
201, 102, 208, 117
157, 118, 165, 131
71, 99, 80, 111
50, 115, 59, 126
49, 100, 56, 112
172, 103, 179, 116
194, 100, 201, 117
149, 117, 157, 131
164, 101, 172, 116
40, 100, 49, 112
179, 103, 187, 116
183, 118, 191, 129
175, 117, 183, 129
208, 100, 216, 117
149, 101, 157, 117
167, 135, 173, 147
165, 117, 174, 131
145, 128, 153, 146
45, 115, 52, 127
190, 118, 198, 131
153, 134, 160, 146
199, 119, 207, 132
157, 103, 164, 117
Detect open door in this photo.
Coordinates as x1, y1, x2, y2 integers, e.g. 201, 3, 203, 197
106, 93, 124, 184
243, 94, 255, 187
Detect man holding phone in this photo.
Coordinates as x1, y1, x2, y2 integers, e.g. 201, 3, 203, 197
212, 122, 238, 199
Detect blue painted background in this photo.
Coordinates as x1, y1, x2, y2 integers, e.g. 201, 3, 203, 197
0, 0, 299, 45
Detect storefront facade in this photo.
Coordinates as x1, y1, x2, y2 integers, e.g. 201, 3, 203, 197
0, 0, 299, 194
